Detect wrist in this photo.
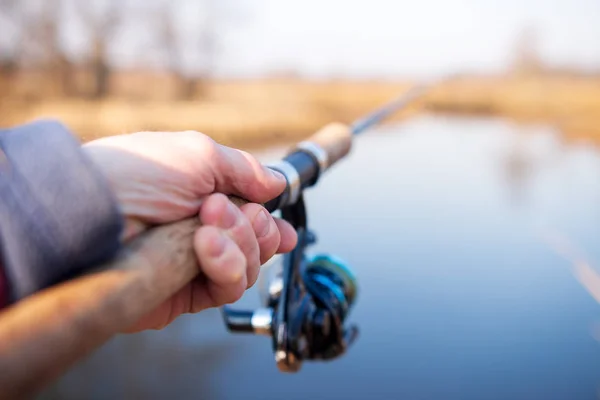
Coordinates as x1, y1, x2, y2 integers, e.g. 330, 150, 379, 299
0, 120, 125, 301
81, 146, 147, 243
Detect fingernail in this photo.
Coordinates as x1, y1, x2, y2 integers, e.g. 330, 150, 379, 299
253, 209, 270, 238
219, 202, 237, 229
209, 231, 229, 258
268, 168, 286, 182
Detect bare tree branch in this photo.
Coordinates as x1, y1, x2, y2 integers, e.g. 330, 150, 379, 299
152, 0, 226, 100
73, 0, 125, 98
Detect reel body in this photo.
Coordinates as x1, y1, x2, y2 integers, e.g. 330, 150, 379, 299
221, 195, 358, 372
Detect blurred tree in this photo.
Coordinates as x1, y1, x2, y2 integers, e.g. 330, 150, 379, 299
39, 0, 75, 96
512, 26, 544, 77
156, 0, 194, 100
0, 0, 74, 97
0, 0, 20, 86
74, 0, 122, 99
0, 0, 247, 101
154, 0, 221, 100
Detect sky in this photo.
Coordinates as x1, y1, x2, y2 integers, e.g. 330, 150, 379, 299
6, 0, 599, 80
205, 0, 600, 79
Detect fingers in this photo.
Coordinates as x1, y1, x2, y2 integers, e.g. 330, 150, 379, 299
275, 218, 298, 253
236, 202, 299, 287
199, 193, 261, 270
239, 203, 280, 286
193, 193, 299, 308
194, 225, 248, 305
128, 193, 300, 329
198, 193, 260, 290
212, 144, 288, 204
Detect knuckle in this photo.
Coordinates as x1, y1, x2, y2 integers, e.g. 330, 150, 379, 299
237, 148, 254, 162
240, 202, 260, 213
231, 213, 252, 236
238, 149, 264, 175
177, 130, 203, 143
180, 129, 205, 138
178, 130, 217, 151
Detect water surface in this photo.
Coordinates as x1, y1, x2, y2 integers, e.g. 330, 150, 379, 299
44, 115, 600, 400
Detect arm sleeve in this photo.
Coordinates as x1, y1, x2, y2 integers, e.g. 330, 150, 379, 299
0, 119, 124, 304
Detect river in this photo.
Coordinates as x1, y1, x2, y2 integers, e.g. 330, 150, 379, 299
42, 115, 600, 400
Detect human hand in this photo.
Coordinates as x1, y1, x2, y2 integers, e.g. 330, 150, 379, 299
83, 131, 298, 332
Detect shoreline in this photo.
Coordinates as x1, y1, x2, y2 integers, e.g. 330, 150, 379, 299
1, 75, 599, 149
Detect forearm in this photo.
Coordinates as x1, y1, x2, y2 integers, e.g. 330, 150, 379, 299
0, 120, 124, 304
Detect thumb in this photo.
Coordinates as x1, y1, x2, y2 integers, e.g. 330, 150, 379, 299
213, 144, 287, 204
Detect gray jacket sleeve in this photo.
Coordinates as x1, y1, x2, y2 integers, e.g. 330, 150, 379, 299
0, 119, 124, 303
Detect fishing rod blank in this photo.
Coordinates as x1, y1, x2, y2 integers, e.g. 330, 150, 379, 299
264, 84, 429, 212
350, 83, 430, 135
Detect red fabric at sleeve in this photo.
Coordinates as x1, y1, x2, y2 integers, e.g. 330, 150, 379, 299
0, 263, 7, 308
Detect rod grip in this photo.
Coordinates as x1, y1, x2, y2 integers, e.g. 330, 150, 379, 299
304, 122, 353, 171
0, 196, 249, 399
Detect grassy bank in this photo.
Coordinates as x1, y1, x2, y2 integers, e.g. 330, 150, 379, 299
1, 76, 599, 148
427, 75, 600, 145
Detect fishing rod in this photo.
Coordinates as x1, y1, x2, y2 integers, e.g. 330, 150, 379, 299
0, 84, 429, 398
221, 83, 430, 372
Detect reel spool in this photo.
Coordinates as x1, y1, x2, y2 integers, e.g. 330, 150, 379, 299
300, 254, 359, 361
221, 250, 359, 369
304, 254, 358, 316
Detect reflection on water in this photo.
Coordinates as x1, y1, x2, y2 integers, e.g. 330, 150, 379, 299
42, 116, 600, 400
541, 229, 600, 306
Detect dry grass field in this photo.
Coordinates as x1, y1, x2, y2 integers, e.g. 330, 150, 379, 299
1, 73, 599, 149
427, 74, 600, 146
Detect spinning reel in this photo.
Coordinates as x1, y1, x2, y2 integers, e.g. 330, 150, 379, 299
219, 85, 428, 372
221, 192, 358, 372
